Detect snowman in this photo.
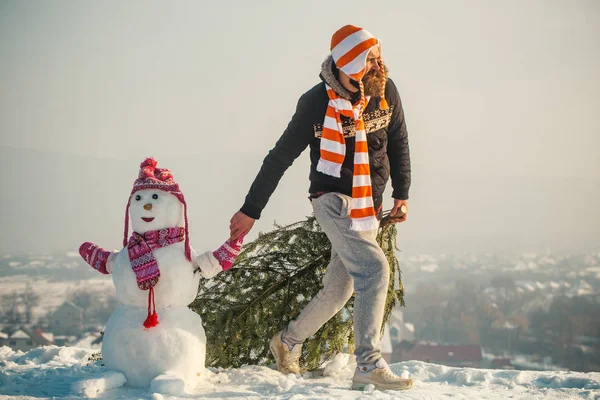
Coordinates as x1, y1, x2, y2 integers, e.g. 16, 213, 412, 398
74, 157, 242, 398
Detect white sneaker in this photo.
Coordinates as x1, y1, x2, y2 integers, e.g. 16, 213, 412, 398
352, 358, 414, 391
269, 331, 302, 374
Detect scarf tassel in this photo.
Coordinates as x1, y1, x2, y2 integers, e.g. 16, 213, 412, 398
350, 218, 380, 232
143, 287, 159, 329
380, 98, 389, 110
316, 159, 342, 178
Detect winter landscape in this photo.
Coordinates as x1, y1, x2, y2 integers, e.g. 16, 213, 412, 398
2, 0, 600, 398
1, 250, 599, 399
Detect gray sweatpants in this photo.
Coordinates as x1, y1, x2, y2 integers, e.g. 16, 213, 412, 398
283, 192, 390, 364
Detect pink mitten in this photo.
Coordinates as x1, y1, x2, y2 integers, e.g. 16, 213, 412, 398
79, 242, 111, 274
213, 235, 245, 271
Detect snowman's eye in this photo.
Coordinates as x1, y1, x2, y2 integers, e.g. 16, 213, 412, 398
135, 195, 141, 201
152, 194, 159, 200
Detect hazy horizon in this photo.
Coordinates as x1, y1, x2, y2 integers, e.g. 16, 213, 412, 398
1, 1, 599, 256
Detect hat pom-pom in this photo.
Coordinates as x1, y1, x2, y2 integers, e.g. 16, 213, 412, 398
140, 157, 158, 169
139, 157, 158, 179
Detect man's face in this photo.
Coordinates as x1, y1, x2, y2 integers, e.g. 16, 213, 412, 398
364, 46, 381, 75
362, 46, 385, 97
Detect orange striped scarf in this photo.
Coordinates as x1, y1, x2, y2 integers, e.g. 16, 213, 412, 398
317, 25, 388, 231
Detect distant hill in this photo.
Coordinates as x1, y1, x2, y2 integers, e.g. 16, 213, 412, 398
2, 145, 600, 255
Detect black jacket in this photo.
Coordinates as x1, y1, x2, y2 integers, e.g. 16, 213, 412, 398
241, 59, 411, 220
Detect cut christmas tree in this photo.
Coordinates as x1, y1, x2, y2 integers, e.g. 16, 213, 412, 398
191, 211, 405, 371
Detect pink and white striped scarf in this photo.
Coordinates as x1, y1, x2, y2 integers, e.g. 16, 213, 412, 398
127, 227, 185, 290
127, 227, 185, 328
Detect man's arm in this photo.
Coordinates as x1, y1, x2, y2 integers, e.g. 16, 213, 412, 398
230, 92, 316, 239
385, 79, 411, 221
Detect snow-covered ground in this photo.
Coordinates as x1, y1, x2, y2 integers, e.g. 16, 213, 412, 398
1, 346, 599, 400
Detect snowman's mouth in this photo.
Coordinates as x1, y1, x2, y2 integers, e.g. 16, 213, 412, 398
142, 217, 155, 222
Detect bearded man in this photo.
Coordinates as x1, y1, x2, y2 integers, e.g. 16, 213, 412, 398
229, 25, 413, 390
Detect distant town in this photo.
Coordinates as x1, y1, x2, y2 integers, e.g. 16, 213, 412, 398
1, 250, 599, 372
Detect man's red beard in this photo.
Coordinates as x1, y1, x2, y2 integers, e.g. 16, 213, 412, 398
362, 65, 388, 97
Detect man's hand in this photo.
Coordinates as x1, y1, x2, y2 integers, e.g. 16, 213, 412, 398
390, 199, 408, 223
230, 211, 255, 241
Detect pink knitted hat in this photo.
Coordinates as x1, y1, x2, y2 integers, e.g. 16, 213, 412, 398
123, 157, 192, 262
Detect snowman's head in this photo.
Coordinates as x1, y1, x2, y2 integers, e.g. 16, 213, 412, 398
123, 157, 191, 261
129, 189, 183, 234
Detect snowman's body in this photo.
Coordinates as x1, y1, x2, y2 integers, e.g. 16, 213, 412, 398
95, 188, 221, 395
102, 242, 205, 389
75, 160, 229, 398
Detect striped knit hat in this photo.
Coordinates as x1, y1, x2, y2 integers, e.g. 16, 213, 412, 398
123, 157, 191, 262
330, 25, 388, 106
317, 25, 388, 231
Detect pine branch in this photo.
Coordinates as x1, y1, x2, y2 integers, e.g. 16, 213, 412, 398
191, 212, 406, 370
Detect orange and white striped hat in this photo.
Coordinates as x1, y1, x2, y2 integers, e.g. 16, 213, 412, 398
331, 25, 378, 79
316, 25, 388, 231
330, 25, 387, 105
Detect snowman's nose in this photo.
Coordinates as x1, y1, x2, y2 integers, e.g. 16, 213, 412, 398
144, 203, 152, 211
